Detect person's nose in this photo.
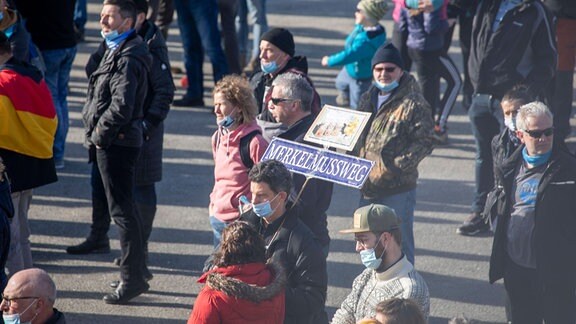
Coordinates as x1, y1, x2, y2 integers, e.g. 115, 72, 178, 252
0, 299, 8, 311
355, 241, 364, 252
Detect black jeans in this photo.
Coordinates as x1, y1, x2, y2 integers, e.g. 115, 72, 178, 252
96, 145, 145, 286
504, 256, 576, 324
408, 48, 442, 118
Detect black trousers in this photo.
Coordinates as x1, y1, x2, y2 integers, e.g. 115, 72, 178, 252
408, 48, 442, 118
504, 256, 576, 324
96, 145, 145, 286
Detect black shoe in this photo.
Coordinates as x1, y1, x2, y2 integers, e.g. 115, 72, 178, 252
457, 212, 490, 236
66, 239, 110, 255
103, 282, 149, 304
109, 271, 153, 289
172, 96, 204, 107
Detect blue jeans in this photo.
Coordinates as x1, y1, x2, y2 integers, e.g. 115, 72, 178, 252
335, 68, 371, 110
360, 189, 416, 265
41, 46, 77, 162
173, 0, 229, 100
209, 215, 228, 248
74, 0, 87, 33
468, 94, 502, 213
236, 0, 268, 61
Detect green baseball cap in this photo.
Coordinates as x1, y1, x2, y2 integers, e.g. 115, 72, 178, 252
340, 204, 401, 233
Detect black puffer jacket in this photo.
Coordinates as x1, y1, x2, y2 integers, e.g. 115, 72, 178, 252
468, 0, 556, 99
489, 145, 576, 294
83, 32, 152, 149
242, 204, 329, 324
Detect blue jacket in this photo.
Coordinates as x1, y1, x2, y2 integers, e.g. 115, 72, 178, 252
327, 24, 386, 80
399, 1, 449, 51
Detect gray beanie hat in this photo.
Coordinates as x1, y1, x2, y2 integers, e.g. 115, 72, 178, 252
358, 0, 389, 22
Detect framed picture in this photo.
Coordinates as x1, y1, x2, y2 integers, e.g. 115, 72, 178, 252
304, 105, 372, 151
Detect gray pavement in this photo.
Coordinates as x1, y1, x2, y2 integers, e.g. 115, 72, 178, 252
26, 0, 575, 323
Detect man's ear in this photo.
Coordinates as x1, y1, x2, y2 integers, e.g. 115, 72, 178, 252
516, 130, 525, 144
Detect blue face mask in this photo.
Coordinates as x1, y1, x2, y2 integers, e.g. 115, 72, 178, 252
522, 146, 552, 167
359, 235, 387, 270
217, 115, 235, 128
101, 20, 130, 49
252, 193, 280, 218
2, 298, 38, 324
261, 61, 279, 74
374, 80, 399, 93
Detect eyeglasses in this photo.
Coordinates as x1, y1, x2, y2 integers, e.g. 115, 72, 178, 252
373, 66, 397, 73
522, 127, 554, 139
270, 97, 296, 105
1, 294, 39, 308
355, 8, 362, 12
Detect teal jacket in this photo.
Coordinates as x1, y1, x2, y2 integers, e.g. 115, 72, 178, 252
327, 24, 386, 80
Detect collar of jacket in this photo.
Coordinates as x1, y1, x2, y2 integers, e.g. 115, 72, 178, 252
205, 261, 286, 303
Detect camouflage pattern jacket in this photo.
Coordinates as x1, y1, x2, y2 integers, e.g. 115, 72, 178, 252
356, 73, 434, 198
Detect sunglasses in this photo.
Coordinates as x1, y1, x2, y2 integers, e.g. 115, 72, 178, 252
374, 66, 397, 73
523, 127, 554, 139
355, 8, 362, 12
270, 97, 296, 105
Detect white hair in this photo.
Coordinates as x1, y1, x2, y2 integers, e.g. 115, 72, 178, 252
516, 101, 553, 131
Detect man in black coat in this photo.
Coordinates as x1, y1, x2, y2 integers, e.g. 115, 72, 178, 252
67, 0, 174, 291
266, 72, 333, 255
489, 102, 576, 323
79, 0, 151, 304
241, 160, 328, 324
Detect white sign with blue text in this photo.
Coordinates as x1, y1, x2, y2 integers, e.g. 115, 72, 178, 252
261, 138, 374, 189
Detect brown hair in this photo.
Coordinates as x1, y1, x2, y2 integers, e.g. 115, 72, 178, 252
375, 298, 425, 324
213, 74, 258, 124
213, 221, 266, 267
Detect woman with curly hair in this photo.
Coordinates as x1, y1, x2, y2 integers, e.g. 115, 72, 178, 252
208, 75, 268, 248
189, 221, 286, 324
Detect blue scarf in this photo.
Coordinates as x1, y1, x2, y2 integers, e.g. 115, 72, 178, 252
522, 147, 551, 167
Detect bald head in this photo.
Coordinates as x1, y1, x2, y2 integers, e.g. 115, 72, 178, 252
1, 268, 57, 323
8, 268, 57, 304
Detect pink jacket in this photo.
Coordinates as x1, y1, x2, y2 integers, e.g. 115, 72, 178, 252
210, 120, 268, 222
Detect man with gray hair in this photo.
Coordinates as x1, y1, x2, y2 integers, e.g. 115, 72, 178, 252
1, 268, 65, 323
267, 73, 333, 255
489, 102, 576, 323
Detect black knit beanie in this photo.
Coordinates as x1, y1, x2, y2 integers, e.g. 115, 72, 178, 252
371, 42, 404, 70
261, 28, 295, 57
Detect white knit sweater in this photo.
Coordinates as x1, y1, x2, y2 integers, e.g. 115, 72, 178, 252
332, 256, 430, 324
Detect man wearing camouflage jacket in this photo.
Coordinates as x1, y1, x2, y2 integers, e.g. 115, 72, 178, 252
355, 42, 435, 265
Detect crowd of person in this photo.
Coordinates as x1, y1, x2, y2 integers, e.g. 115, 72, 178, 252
0, 0, 575, 323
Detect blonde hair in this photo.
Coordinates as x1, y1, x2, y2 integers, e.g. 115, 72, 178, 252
213, 74, 258, 124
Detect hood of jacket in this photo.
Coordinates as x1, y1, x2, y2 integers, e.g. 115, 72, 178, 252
216, 120, 262, 147
201, 261, 286, 303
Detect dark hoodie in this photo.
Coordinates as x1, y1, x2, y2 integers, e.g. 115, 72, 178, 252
189, 262, 286, 324
250, 56, 311, 122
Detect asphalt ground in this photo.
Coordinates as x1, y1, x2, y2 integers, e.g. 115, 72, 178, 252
26, 0, 575, 323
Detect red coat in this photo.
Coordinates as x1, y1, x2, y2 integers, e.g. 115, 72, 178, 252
188, 262, 285, 324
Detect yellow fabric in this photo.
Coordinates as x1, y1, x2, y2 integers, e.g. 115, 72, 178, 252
0, 96, 57, 159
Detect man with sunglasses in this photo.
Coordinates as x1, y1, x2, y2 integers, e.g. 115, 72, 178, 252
489, 102, 576, 323
266, 73, 333, 256
354, 42, 435, 265
1, 268, 65, 324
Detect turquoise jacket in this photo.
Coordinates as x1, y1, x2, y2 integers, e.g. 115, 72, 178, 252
327, 24, 386, 80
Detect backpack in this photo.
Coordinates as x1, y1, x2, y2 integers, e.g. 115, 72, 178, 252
239, 130, 261, 170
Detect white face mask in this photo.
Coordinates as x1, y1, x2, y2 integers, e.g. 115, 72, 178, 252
2, 298, 38, 324
504, 116, 516, 131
